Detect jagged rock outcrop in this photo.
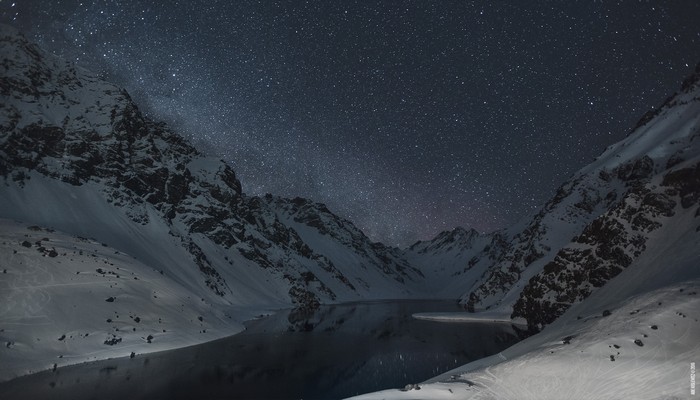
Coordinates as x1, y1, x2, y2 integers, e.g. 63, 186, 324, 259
474, 61, 700, 329
461, 169, 622, 312
408, 226, 480, 255
0, 24, 423, 309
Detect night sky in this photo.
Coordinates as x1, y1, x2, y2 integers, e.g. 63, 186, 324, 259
3, 1, 700, 246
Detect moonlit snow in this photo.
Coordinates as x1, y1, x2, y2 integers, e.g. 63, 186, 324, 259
1, 8, 700, 399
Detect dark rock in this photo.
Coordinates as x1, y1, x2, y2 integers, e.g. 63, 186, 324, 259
666, 152, 685, 169
104, 336, 122, 345
617, 156, 654, 181
634, 339, 644, 347
681, 62, 700, 91
662, 163, 700, 209
401, 384, 421, 391
105, 297, 115, 302
641, 192, 676, 217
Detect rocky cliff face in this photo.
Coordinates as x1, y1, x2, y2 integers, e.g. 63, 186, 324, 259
0, 24, 423, 309
461, 162, 624, 312
463, 62, 700, 330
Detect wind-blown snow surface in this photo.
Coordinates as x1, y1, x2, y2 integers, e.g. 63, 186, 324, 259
352, 281, 700, 400
0, 219, 275, 381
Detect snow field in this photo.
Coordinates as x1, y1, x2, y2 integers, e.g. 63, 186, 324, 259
350, 281, 700, 400
0, 219, 258, 381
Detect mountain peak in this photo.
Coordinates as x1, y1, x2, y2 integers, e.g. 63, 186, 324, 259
407, 225, 481, 254
681, 61, 700, 93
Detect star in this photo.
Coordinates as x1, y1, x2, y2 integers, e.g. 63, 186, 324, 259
2, 0, 699, 246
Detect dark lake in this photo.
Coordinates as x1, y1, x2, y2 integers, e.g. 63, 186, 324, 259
0, 300, 520, 400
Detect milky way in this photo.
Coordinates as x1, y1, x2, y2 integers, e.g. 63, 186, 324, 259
3, 1, 700, 246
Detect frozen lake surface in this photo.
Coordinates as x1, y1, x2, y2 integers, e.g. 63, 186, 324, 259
0, 301, 521, 400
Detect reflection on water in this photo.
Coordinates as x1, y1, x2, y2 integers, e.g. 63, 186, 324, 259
0, 301, 520, 400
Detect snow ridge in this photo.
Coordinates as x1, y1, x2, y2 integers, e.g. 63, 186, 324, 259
458, 64, 700, 327
0, 24, 430, 379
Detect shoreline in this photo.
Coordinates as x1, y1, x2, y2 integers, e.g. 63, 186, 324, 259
412, 311, 526, 326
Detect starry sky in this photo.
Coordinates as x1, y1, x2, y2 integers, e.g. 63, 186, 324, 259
2, 1, 700, 246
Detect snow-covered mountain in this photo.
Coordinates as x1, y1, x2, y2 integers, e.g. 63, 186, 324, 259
509, 69, 700, 330
403, 227, 503, 297
350, 60, 700, 400
0, 219, 254, 381
0, 24, 428, 379
452, 61, 700, 332
387, 56, 700, 336
0, 23, 426, 307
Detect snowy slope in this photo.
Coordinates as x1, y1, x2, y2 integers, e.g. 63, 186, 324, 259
0, 24, 431, 379
0, 219, 273, 381
352, 280, 700, 400
0, 22, 425, 309
460, 169, 625, 314
262, 196, 424, 298
507, 64, 700, 331
402, 227, 499, 297
458, 63, 700, 326
351, 215, 700, 399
